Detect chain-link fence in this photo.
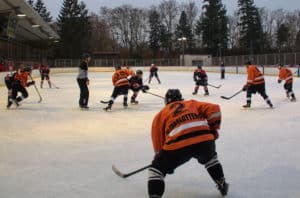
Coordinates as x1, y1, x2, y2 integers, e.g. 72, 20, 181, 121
54, 52, 300, 68
54, 58, 180, 67
212, 52, 300, 66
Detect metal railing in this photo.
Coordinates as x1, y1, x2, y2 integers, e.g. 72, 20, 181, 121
212, 52, 300, 66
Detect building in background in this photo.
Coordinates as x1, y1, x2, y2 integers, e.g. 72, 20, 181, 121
0, 0, 59, 70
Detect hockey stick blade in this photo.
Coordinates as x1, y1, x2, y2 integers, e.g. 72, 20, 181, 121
220, 90, 243, 100
220, 96, 230, 100
101, 100, 110, 104
112, 165, 126, 178
208, 84, 222, 89
112, 164, 151, 179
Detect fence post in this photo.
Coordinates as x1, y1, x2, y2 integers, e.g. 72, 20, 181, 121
236, 65, 238, 74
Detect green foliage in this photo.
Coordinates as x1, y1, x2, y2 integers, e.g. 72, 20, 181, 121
34, 0, 52, 22
296, 31, 300, 52
27, 0, 34, 6
277, 24, 289, 48
175, 11, 194, 52
149, 9, 162, 57
57, 0, 89, 58
195, 0, 228, 56
237, 0, 264, 54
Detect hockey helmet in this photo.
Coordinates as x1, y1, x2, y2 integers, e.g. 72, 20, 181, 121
136, 70, 143, 75
165, 89, 183, 105
114, 65, 121, 70
197, 64, 202, 69
82, 53, 91, 60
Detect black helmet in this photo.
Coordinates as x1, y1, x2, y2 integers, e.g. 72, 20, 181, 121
165, 89, 183, 105
82, 53, 91, 60
114, 65, 121, 70
136, 70, 143, 75
197, 64, 202, 69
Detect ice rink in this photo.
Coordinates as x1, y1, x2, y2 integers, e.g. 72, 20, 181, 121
1, 71, 300, 198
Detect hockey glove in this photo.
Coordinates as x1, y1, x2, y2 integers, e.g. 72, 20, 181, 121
242, 84, 248, 91
278, 79, 282, 84
142, 85, 150, 93
27, 81, 35, 87
211, 130, 219, 140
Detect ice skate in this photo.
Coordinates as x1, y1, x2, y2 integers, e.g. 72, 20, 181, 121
216, 178, 229, 196
243, 103, 251, 108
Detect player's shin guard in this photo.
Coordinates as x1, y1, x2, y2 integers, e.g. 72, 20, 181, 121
205, 155, 228, 196
193, 86, 199, 95
157, 77, 161, 84
148, 167, 165, 198
123, 95, 128, 107
244, 92, 251, 108
131, 92, 138, 104
204, 86, 209, 95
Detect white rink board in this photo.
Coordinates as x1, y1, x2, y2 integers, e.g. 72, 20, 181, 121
0, 71, 300, 198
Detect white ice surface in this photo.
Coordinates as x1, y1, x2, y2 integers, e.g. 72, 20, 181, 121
0, 72, 300, 198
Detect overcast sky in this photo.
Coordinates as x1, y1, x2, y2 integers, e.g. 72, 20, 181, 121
44, 0, 300, 19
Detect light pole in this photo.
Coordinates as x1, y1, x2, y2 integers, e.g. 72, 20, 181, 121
178, 37, 187, 66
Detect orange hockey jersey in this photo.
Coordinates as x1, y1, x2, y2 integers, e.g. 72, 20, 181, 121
278, 67, 293, 84
112, 69, 130, 87
15, 71, 29, 87
151, 100, 221, 153
247, 65, 265, 85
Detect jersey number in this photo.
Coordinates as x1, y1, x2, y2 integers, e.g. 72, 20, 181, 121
170, 103, 185, 117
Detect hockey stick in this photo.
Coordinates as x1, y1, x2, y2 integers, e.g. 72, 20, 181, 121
145, 91, 165, 99
112, 164, 151, 178
100, 100, 110, 104
221, 89, 243, 100
29, 75, 43, 103
208, 83, 222, 89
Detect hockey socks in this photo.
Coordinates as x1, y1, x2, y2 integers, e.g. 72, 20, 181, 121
148, 167, 165, 198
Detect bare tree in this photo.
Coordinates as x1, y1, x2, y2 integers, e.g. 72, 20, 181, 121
87, 13, 116, 52
228, 12, 239, 48
180, 1, 198, 28
100, 5, 148, 56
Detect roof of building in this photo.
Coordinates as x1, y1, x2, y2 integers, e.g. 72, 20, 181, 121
0, 0, 59, 42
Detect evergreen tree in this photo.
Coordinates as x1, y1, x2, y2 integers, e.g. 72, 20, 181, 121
27, 0, 34, 6
149, 9, 161, 57
277, 24, 289, 50
34, 0, 52, 22
195, 0, 228, 56
296, 31, 300, 52
175, 11, 194, 52
57, 0, 89, 58
237, 0, 264, 54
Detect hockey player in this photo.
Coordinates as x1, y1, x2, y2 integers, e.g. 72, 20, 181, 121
103, 66, 131, 111
129, 70, 150, 104
278, 64, 296, 102
7, 64, 35, 108
148, 89, 228, 198
40, 64, 51, 88
4, 64, 15, 108
242, 61, 273, 108
77, 54, 91, 109
193, 64, 209, 96
220, 62, 225, 79
149, 64, 161, 84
